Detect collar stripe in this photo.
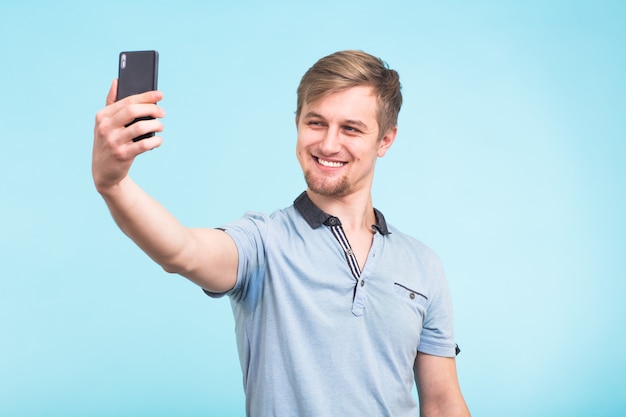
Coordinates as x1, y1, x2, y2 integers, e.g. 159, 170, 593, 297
328, 222, 361, 280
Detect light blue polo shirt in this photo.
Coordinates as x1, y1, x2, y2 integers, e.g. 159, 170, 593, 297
206, 192, 457, 417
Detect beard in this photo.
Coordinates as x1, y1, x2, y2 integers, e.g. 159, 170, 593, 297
303, 169, 351, 198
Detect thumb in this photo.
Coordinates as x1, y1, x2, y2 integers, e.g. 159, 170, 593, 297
106, 79, 118, 106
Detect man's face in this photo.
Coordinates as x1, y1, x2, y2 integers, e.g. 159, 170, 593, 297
296, 85, 396, 199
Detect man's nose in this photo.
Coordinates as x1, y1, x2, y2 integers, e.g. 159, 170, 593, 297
319, 127, 341, 154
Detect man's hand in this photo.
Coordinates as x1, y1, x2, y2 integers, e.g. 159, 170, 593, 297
92, 79, 165, 193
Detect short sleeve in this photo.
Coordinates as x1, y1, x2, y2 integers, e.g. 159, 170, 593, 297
203, 212, 269, 304
416, 256, 458, 357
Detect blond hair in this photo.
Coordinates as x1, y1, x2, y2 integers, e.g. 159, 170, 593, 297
296, 50, 402, 139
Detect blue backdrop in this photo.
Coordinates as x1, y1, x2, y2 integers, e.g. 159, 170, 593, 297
1, 1, 624, 416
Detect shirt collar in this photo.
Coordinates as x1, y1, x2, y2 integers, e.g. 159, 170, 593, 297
293, 191, 391, 235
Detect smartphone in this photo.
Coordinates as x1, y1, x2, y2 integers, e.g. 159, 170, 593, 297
117, 50, 159, 141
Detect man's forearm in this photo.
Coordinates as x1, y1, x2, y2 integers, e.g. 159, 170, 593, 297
98, 176, 193, 273
420, 399, 471, 417
98, 175, 238, 293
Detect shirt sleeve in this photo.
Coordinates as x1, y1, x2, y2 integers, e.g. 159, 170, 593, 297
203, 212, 268, 303
416, 255, 458, 358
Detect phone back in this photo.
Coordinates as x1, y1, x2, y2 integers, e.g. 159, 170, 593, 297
117, 50, 159, 100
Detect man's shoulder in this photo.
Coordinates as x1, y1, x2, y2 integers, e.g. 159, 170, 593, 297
385, 223, 442, 263
226, 203, 305, 232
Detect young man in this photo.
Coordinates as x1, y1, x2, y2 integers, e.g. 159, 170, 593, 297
92, 50, 470, 416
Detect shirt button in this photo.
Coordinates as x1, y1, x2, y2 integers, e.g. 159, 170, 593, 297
409, 293, 416, 300
360, 280, 365, 287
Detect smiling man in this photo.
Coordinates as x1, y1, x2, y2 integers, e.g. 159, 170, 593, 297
92, 50, 470, 417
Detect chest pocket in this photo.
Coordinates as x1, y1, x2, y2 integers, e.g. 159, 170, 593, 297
393, 282, 428, 319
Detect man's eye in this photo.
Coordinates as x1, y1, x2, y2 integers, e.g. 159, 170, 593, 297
308, 121, 324, 126
343, 126, 360, 133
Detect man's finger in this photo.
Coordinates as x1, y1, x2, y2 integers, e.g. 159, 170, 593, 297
131, 134, 163, 155
106, 79, 118, 106
111, 103, 166, 129
124, 90, 163, 105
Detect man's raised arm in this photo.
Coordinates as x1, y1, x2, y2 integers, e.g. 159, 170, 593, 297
92, 80, 237, 293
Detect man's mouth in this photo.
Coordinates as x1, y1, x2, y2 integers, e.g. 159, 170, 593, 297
316, 157, 345, 168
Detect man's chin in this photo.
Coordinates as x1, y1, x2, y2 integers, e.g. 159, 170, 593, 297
304, 176, 350, 198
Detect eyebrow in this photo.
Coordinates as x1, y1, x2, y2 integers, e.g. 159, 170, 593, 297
302, 111, 324, 120
303, 112, 370, 130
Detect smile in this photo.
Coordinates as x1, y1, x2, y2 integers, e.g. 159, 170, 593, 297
316, 157, 345, 168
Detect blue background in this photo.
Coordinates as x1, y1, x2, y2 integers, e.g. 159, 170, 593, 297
1, 1, 624, 416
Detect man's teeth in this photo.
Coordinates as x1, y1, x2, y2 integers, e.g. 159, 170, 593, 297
318, 158, 344, 167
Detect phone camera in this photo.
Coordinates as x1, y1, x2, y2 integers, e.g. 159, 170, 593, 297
121, 54, 127, 69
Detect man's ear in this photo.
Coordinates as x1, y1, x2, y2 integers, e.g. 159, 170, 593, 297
377, 126, 397, 157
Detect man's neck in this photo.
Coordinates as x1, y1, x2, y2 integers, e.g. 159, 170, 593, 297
306, 189, 376, 233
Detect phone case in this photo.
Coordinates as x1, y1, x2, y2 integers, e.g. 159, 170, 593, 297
117, 50, 159, 141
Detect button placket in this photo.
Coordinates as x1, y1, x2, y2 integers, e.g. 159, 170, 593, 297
325, 217, 383, 317
352, 277, 366, 316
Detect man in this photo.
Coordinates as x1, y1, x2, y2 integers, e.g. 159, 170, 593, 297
93, 50, 470, 416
